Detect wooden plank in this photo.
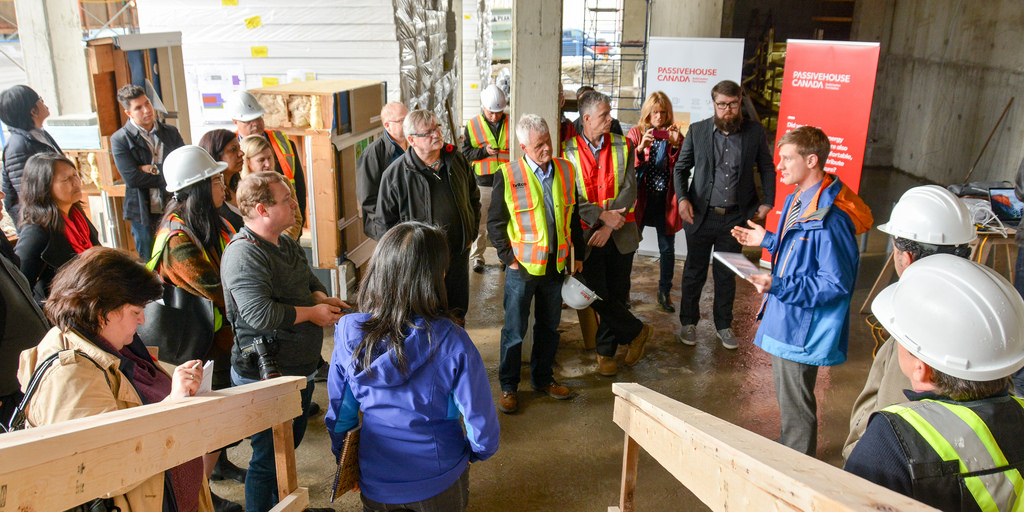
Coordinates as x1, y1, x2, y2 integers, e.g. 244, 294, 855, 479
0, 377, 305, 512
307, 131, 340, 266
610, 383, 936, 512
269, 488, 309, 512
92, 71, 121, 137
169, 45, 191, 144
252, 79, 382, 95
273, 420, 298, 500
618, 433, 639, 512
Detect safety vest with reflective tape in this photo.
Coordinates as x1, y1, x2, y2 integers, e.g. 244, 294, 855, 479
561, 133, 634, 228
266, 129, 298, 184
147, 214, 235, 331
880, 397, 1024, 512
465, 114, 509, 176
501, 157, 575, 276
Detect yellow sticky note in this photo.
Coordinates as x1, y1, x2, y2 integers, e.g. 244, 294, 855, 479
470, 83, 478, 89
251, 46, 268, 58
464, 14, 471, 19
262, 77, 279, 87
244, 16, 262, 29
222, 0, 238, 5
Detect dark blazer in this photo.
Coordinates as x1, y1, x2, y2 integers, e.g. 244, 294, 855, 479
672, 118, 776, 234
15, 214, 100, 302
1, 127, 62, 227
110, 120, 184, 223
356, 132, 404, 240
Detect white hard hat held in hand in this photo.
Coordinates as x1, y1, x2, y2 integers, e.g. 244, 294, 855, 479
163, 145, 228, 193
226, 90, 265, 122
871, 254, 1024, 381
481, 84, 507, 113
877, 185, 976, 245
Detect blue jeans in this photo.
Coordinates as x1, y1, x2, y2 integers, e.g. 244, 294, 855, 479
231, 368, 314, 512
642, 189, 676, 294
130, 216, 158, 262
498, 269, 563, 391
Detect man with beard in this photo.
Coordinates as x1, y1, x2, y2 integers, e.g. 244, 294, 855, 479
672, 80, 775, 349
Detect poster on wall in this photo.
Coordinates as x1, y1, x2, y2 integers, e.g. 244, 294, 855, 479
639, 37, 743, 259
644, 37, 744, 134
762, 40, 880, 264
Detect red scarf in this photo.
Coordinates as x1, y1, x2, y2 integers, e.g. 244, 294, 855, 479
63, 208, 93, 254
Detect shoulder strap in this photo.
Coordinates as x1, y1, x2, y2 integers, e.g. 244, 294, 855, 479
4, 349, 111, 432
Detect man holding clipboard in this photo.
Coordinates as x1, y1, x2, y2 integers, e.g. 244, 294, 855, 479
731, 126, 872, 457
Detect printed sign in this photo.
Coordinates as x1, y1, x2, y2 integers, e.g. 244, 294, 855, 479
645, 37, 744, 127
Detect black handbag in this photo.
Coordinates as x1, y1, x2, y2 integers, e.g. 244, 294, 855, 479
137, 282, 216, 365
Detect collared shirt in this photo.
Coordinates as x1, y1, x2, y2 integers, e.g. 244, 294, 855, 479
382, 130, 405, 166
794, 179, 824, 218
130, 118, 165, 165
524, 155, 557, 230
710, 126, 741, 207
582, 132, 606, 161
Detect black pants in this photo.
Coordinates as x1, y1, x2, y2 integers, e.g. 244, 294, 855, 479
678, 209, 744, 330
582, 241, 643, 357
446, 248, 470, 319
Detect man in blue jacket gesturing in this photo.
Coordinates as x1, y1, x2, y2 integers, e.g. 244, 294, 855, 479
732, 126, 872, 456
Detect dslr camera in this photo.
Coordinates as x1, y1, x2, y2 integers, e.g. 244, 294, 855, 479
239, 335, 282, 380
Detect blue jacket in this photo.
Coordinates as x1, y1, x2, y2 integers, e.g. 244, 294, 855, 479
755, 175, 871, 366
325, 313, 500, 504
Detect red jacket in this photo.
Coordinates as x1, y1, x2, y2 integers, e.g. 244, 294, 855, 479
626, 125, 682, 235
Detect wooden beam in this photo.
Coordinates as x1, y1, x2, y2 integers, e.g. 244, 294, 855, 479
273, 420, 299, 500
269, 488, 309, 512
0, 377, 305, 511
618, 433, 639, 512
610, 383, 936, 511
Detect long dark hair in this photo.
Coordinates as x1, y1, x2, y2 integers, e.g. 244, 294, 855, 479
162, 177, 226, 258
45, 247, 162, 338
20, 153, 82, 233
354, 221, 450, 375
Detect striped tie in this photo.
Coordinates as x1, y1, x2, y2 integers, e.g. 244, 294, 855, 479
784, 196, 802, 234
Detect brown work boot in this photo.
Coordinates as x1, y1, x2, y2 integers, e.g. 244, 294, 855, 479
498, 391, 518, 414
597, 355, 617, 376
624, 324, 653, 366
534, 381, 572, 400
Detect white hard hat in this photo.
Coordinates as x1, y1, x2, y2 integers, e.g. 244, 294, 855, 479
562, 274, 601, 310
163, 145, 228, 193
480, 84, 507, 112
226, 90, 265, 122
871, 254, 1024, 381
877, 185, 976, 245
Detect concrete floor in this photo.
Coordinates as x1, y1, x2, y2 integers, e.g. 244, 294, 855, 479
212, 167, 990, 511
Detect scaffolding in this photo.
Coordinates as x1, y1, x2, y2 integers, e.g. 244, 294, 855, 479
576, 0, 650, 117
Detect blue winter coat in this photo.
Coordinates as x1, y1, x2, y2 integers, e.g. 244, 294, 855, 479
755, 175, 871, 366
325, 313, 500, 504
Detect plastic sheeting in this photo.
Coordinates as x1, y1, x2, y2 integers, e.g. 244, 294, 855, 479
394, 0, 460, 140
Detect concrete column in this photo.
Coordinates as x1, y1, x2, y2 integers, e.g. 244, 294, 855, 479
650, 0, 723, 38
14, 0, 92, 115
509, 0, 562, 160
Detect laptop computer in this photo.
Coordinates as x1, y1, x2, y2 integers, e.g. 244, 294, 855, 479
988, 188, 1024, 223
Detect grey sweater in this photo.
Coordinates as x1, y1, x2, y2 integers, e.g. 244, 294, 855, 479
221, 226, 327, 380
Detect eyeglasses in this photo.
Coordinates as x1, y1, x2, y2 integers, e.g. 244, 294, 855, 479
714, 101, 740, 111
410, 126, 441, 138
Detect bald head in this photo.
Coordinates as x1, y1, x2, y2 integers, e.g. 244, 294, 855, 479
381, 102, 409, 141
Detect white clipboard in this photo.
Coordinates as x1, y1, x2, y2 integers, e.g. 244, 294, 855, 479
713, 251, 766, 280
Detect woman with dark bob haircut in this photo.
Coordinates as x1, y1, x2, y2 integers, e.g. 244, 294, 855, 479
0, 85, 62, 227
326, 221, 500, 511
15, 153, 99, 302
16, 247, 213, 511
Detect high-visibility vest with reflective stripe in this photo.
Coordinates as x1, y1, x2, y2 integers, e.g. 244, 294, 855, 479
465, 114, 509, 176
881, 398, 1024, 512
501, 157, 575, 276
147, 214, 235, 331
266, 129, 298, 184
561, 133, 634, 227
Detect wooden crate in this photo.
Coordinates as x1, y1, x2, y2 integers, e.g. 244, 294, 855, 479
249, 80, 385, 295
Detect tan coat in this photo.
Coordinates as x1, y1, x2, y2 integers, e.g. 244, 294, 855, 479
17, 327, 212, 512
842, 337, 913, 460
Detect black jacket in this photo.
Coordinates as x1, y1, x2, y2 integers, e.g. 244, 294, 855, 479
356, 132, 404, 240
110, 120, 184, 223
15, 215, 100, 302
1, 127, 62, 227
672, 118, 776, 234
376, 145, 480, 251
487, 163, 585, 280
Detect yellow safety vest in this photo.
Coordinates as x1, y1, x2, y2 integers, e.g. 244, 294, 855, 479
465, 114, 510, 176
501, 157, 575, 276
882, 398, 1024, 511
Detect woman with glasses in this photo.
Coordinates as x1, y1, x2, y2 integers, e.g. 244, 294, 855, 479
15, 153, 98, 302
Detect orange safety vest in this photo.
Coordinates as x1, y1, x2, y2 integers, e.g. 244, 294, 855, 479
502, 157, 576, 276
561, 133, 634, 228
465, 114, 510, 176
265, 129, 298, 184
